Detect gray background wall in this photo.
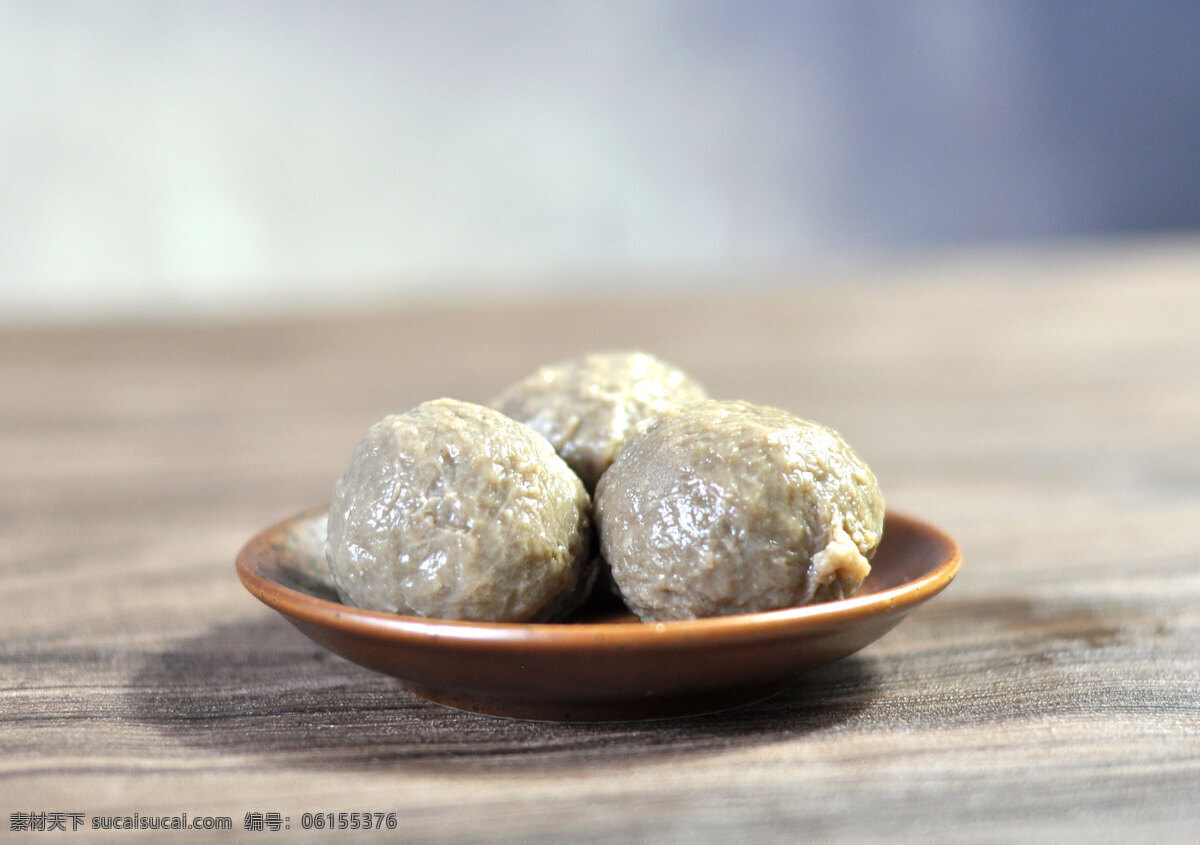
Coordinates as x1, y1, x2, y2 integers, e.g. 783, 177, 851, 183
4, 1, 1198, 322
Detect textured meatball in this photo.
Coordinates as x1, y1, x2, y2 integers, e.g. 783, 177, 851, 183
490, 351, 707, 492
594, 400, 884, 621
325, 399, 595, 622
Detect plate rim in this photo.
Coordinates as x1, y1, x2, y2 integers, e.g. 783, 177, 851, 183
236, 507, 961, 650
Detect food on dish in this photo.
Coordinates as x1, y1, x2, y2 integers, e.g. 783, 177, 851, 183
324, 355, 885, 625
490, 351, 707, 492
594, 400, 884, 621
324, 398, 595, 622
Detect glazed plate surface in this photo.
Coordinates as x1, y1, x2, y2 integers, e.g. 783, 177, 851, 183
236, 508, 960, 721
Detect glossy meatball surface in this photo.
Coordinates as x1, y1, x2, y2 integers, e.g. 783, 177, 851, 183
325, 399, 594, 622
490, 351, 707, 492
594, 401, 884, 621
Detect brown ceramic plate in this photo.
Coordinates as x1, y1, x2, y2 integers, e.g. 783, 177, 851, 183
236, 508, 960, 721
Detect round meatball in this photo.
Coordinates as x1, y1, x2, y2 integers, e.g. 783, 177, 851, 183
325, 398, 595, 622
490, 351, 707, 492
594, 401, 884, 621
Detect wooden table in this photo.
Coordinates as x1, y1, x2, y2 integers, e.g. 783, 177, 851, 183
3, 240, 1198, 842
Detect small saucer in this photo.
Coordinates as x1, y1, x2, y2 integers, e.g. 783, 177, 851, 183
236, 508, 960, 721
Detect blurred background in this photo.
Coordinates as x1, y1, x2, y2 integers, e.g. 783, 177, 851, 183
3, 0, 1198, 324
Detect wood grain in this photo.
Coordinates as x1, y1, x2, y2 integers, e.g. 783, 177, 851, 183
3, 239, 1199, 842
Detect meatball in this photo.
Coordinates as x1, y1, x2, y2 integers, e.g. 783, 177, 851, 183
490, 351, 707, 492
325, 399, 595, 622
594, 400, 884, 621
